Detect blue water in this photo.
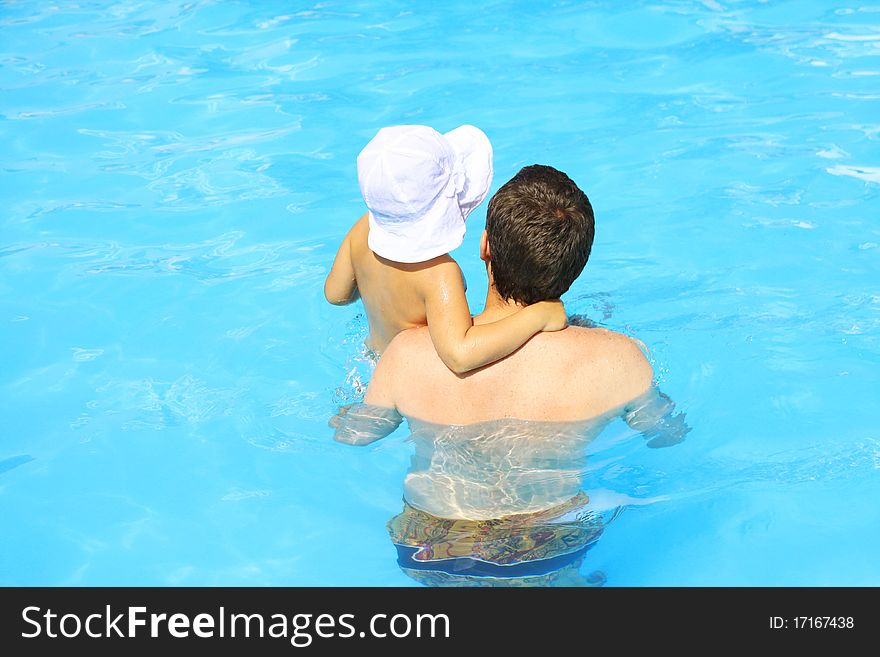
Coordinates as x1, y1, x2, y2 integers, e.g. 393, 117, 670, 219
2, 0, 879, 586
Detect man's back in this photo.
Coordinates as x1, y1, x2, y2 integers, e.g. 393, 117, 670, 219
367, 315, 654, 425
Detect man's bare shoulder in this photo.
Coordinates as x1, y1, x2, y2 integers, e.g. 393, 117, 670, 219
364, 326, 434, 408
564, 324, 646, 348
381, 325, 437, 366
559, 325, 654, 394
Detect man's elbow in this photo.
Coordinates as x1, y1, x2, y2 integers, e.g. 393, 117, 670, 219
333, 429, 369, 445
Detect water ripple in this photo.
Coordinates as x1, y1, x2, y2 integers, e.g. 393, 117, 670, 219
0, 233, 328, 285
826, 164, 880, 184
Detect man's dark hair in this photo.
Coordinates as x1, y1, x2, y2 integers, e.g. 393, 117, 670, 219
485, 164, 594, 305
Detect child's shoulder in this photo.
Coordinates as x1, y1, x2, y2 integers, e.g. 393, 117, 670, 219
412, 254, 466, 291
423, 253, 461, 272
348, 213, 371, 251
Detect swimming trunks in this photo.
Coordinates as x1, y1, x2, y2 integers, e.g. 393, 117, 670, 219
387, 491, 604, 585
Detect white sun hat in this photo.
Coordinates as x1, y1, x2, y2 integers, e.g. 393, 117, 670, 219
356, 124, 493, 263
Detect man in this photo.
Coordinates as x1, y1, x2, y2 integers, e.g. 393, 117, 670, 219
336, 164, 681, 434
333, 164, 687, 585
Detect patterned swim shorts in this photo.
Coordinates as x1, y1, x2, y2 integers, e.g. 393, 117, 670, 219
387, 492, 605, 586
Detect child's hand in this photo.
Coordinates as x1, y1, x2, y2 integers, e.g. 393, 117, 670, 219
536, 299, 568, 331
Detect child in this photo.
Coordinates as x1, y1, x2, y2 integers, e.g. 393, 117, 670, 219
324, 124, 566, 374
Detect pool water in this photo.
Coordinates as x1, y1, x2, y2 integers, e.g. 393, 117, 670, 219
2, 0, 879, 586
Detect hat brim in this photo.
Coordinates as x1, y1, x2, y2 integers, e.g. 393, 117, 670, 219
443, 125, 494, 219
367, 207, 466, 264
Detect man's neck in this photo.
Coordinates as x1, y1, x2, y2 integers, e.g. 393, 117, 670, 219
474, 286, 527, 324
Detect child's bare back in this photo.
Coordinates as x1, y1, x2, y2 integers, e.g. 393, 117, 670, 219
349, 214, 458, 353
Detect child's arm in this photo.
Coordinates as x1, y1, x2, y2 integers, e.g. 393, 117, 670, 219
323, 214, 366, 305
423, 260, 567, 374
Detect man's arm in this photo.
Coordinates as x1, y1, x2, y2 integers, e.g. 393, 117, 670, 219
323, 214, 365, 305
592, 330, 689, 448
331, 334, 402, 445
623, 388, 691, 448
422, 261, 567, 375
331, 403, 403, 446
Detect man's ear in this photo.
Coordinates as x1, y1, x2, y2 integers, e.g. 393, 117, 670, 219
480, 230, 490, 263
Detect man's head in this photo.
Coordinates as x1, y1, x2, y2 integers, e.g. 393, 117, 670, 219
484, 165, 594, 305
